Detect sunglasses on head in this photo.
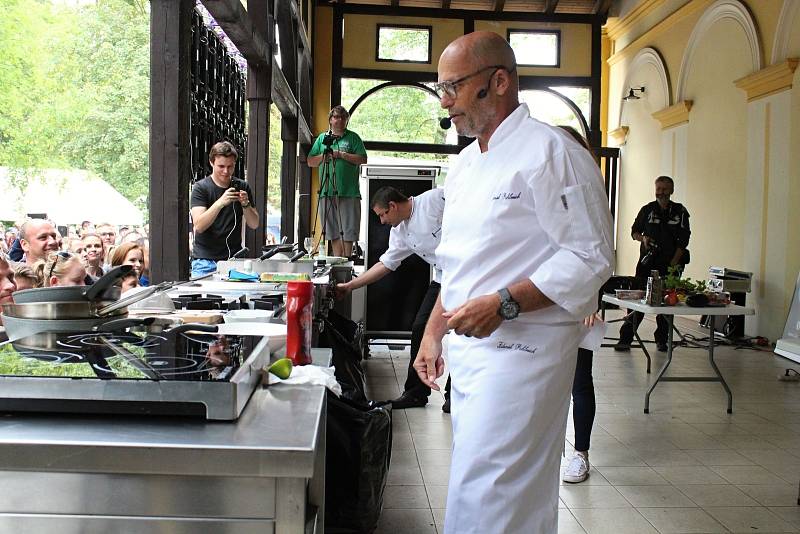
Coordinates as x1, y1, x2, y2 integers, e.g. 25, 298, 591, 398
48, 251, 72, 280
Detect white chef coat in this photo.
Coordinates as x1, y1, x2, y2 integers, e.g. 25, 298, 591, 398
437, 104, 614, 534
378, 187, 445, 283
437, 104, 614, 321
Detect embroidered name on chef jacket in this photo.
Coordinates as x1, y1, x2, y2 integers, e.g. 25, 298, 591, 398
492, 191, 522, 200
496, 341, 538, 355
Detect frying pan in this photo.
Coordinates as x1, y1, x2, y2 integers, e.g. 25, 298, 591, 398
12, 265, 132, 304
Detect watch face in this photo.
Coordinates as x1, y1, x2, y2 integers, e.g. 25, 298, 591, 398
500, 300, 520, 320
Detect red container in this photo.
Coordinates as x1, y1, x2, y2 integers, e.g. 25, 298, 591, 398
285, 280, 313, 366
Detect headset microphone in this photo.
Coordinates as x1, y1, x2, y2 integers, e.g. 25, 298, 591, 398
439, 117, 452, 130
476, 73, 494, 99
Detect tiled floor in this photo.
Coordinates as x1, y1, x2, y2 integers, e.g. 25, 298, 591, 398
363, 311, 800, 534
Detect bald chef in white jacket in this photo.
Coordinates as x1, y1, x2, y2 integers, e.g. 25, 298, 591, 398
415, 32, 614, 533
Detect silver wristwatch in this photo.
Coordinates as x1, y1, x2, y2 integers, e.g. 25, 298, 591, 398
497, 288, 520, 320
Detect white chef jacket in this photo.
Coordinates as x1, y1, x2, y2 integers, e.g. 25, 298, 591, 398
438, 104, 614, 534
437, 103, 614, 321
378, 187, 445, 283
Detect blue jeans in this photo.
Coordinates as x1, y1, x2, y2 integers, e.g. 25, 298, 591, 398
191, 258, 218, 278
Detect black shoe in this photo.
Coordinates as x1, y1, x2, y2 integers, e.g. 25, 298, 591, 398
614, 342, 631, 352
442, 397, 451, 413
389, 390, 428, 410
656, 342, 668, 352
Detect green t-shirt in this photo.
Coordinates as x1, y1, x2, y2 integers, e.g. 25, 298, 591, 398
308, 129, 367, 197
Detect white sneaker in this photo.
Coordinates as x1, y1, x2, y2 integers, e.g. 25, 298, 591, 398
562, 452, 590, 483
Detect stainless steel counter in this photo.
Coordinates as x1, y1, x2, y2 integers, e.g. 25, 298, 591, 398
0, 348, 332, 534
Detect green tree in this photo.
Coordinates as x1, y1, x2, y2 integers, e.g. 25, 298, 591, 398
0, 0, 150, 213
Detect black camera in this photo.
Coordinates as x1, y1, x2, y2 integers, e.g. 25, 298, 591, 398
639, 239, 661, 267
322, 132, 338, 147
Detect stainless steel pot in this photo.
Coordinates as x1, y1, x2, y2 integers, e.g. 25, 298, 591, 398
1, 301, 129, 320
12, 265, 133, 304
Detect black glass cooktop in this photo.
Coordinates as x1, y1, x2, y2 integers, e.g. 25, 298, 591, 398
0, 331, 258, 382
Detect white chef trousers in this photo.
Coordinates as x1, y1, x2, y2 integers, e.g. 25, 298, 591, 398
444, 320, 580, 534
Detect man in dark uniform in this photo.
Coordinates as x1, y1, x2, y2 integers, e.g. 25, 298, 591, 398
615, 175, 690, 352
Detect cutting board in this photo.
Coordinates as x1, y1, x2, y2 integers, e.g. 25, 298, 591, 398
129, 310, 224, 325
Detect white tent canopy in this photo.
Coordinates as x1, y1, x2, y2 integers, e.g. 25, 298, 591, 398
0, 167, 143, 226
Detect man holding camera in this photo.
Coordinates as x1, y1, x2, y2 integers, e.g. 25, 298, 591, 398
190, 141, 259, 277
615, 175, 691, 352
307, 106, 368, 259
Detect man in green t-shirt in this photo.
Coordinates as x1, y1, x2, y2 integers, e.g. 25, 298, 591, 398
307, 105, 368, 258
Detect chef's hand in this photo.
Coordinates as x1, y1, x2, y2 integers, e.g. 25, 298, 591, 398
641, 235, 651, 249
218, 187, 240, 207
334, 281, 352, 300
583, 312, 601, 328
443, 294, 503, 338
413, 334, 444, 391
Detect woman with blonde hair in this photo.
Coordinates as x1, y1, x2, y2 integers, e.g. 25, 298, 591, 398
31, 252, 87, 288
11, 264, 37, 291
81, 233, 106, 278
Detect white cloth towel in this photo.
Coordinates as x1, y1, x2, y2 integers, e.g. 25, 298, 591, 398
268, 364, 342, 396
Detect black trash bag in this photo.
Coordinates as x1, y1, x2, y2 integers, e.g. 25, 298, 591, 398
319, 310, 367, 403
325, 392, 393, 534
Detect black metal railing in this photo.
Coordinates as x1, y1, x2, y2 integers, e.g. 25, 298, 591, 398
190, 8, 247, 183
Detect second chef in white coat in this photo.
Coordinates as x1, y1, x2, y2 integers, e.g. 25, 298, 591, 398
415, 32, 614, 533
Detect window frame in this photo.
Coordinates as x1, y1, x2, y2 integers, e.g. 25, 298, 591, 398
375, 24, 433, 65
506, 29, 561, 68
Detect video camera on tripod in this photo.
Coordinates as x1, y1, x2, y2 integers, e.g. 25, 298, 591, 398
322, 131, 339, 149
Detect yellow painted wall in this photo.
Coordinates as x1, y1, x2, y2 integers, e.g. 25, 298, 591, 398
343, 14, 463, 71
310, 6, 334, 238
785, 38, 800, 315
613, 66, 668, 277
604, 0, 800, 340
747, 0, 784, 63
474, 20, 592, 77
681, 19, 751, 280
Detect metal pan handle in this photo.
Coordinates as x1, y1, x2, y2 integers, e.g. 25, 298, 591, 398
94, 317, 156, 332
83, 265, 133, 301
96, 281, 174, 316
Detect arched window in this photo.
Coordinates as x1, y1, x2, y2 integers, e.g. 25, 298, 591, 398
520, 87, 590, 139
343, 80, 456, 145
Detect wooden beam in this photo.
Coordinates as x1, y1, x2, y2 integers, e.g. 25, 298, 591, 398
297, 146, 312, 245
442, 0, 450, 8
391, 0, 400, 6
287, 0, 312, 56
149, 0, 192, 283
364, 141, 462, 155
244, 0, 272, 255
341, 67, 438, 83
323, 2, 597, 23
589, 21, 602, 147
494, 0, 506, 13
271, 63, 297, 119
199, 0, 272, 66
280, 131, 298, 242
593, 0, 613, 18
545, 0, 559, 14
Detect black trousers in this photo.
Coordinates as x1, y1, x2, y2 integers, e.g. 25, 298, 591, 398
572, 348, 596, 452
404, 281, 451, 398
618, 311, 669, 345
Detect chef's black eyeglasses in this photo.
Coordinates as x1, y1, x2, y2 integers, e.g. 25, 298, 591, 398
433, 64, 516, 99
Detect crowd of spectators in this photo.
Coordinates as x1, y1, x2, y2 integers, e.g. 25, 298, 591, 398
0, 219, 150, 293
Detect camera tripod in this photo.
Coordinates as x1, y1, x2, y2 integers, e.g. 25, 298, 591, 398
310, 144, 346, 255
